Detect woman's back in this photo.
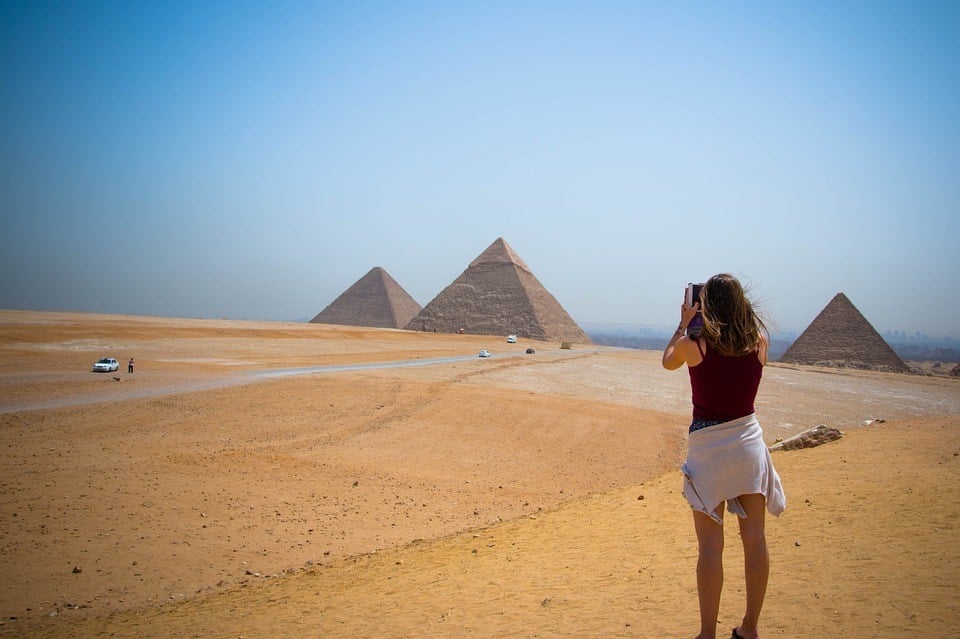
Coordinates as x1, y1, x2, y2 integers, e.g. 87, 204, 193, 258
688, 340, 762, 421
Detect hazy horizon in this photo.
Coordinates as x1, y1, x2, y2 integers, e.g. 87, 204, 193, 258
2, 3, 958, 339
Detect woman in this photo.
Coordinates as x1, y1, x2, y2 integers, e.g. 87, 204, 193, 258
662, 274, 786, 639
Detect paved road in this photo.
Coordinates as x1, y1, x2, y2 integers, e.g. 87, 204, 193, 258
0, 351, 542, 414
251, 354, 493, 379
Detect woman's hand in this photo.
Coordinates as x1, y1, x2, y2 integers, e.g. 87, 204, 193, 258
680, 301, 699, 331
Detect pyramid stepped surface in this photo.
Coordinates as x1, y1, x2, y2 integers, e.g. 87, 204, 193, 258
310, 267, 422, 329
779, 293, 909, 373
405, 237, 591, 343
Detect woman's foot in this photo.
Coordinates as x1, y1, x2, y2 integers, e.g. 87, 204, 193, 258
732, 626, 759, 639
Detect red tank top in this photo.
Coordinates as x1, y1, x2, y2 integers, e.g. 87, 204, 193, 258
688, 340, 763, 421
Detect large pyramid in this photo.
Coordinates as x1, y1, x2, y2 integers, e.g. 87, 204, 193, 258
405, 238, 590, 343
779, 293, 909, 373
310, 267, 422, 329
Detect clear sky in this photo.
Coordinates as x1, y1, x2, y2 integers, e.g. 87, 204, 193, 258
2, 1, 958, 337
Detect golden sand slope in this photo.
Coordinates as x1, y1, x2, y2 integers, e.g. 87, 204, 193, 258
20, 418, 959, 639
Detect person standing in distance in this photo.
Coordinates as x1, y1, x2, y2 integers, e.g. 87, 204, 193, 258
661, 273, 786, 639
128, 357, 134, 374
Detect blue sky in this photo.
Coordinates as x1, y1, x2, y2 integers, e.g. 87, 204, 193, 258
2, 1, 958, 336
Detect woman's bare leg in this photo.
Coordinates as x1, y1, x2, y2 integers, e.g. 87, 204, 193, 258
734, 493, 768, 639
693, 504, 725, 639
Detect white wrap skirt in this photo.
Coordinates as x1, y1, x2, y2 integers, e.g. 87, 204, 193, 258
681, 413, 786, 524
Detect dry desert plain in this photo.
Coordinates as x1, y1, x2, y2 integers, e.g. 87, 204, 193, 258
0, 310, 958, 638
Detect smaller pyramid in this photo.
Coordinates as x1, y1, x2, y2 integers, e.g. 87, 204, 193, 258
780, 293, 909, 373
951, 364, 960, 377
405, 238, 590, 343
310, 267, 422, 329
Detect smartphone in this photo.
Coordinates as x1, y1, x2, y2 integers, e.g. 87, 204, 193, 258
685, 283, 704, 337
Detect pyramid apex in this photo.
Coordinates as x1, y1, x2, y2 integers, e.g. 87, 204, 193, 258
468, 237, 531, 272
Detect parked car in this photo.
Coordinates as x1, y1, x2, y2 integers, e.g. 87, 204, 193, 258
92, 357, 119, 372
506, 335, 517, 343
478, 350, 491, 358
525, 348, 535, 354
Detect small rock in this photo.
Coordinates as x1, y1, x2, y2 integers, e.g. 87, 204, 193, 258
352, 481, 359, 487
795, 540, 802, 547
637, 495, 644, 500
71, 566, 82, 574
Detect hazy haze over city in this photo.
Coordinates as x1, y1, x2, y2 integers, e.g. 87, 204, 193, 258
1, 2, 958, 338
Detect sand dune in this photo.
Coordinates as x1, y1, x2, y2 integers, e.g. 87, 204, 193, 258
1, 311, 957, 637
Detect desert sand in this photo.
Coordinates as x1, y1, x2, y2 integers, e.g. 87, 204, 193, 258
0, 310, 957, 638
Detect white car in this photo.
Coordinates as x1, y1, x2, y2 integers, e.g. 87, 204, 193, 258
478, 350, 491, 358
92, 357, 119, 372
506, 335, 517, 343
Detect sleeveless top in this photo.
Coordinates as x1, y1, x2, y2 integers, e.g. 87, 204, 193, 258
688, 339, 763, 421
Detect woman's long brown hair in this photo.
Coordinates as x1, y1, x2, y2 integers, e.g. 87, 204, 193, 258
699, 273, 767, 357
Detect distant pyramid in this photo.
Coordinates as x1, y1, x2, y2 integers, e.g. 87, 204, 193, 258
310, 267, 421, 329
951, 364, 960, 377
405, 237, 590, 343
779, 293, 909, 373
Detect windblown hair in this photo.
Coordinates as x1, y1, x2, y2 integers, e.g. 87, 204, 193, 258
699, 273, 767, 357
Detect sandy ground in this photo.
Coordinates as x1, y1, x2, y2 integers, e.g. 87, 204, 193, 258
1, 310, 958, 637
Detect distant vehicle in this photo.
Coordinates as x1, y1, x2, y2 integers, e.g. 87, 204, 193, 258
506, 335, 517, 343
478, 350, 491, 358
525, 348, 535, 354
92, 357, 119, 372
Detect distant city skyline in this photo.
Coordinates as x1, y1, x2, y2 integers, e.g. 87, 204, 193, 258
581, 321, 957, 344
2, 2, 958, 339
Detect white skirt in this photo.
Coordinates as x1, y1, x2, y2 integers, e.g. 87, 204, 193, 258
681, 413, 786, 524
